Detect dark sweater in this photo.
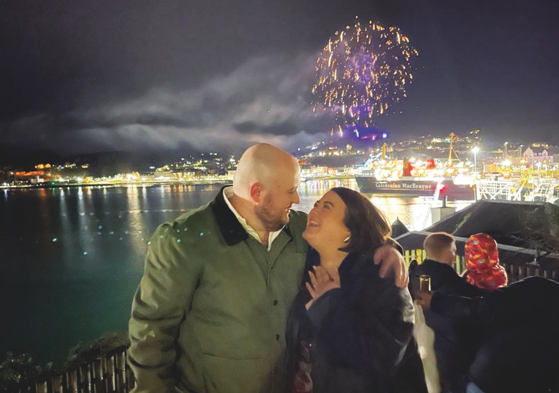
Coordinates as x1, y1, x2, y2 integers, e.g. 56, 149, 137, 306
409, 259, 486, 391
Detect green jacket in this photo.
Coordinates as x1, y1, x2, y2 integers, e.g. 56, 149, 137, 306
128, 187, 308, 393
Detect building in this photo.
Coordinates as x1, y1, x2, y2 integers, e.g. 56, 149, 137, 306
523, 146, 554, 167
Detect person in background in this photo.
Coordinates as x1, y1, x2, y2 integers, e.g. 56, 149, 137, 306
127, 144, 409, 393
409, 232, 486, 393
417, 275, 559, 393
287, 187, 427, 393
462, 233, 507, 291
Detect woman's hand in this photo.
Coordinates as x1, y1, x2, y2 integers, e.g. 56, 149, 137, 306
306, 266, 341, 302
415, 291, 434, 308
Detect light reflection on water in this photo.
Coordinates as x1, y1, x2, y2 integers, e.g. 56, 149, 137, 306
298, 178, 471, 231
0, 182, 471, 365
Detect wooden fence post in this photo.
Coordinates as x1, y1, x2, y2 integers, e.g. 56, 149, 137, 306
79, 363, 92, 393
104, 355, 116, 393
115, 350, 127, 392
92, 359, 104, 393
51, 374, 63, 393
507, 262, 520, 283
68, 370, 78, 393
416, 249, 423, 263
35, 381, 47, 393
518, 265, 525, 281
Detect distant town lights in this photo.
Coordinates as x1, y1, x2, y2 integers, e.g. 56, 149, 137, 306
471, 147, 480, 174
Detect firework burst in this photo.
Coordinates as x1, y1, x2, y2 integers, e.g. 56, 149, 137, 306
312, 17, 419, 137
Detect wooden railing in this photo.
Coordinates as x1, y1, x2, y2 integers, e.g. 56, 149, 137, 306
403, 248, 559, 283
25, 346, 135, 393
503, 260, 559, 283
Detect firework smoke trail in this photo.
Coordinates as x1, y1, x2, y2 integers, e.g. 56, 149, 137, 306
312, 17, 419, 137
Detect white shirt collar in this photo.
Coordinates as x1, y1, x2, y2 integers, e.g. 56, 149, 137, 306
223, 187, 284, 251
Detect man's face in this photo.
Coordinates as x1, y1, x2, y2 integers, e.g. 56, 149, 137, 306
255, 163, 300, 231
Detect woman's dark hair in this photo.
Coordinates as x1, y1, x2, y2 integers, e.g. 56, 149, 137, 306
330, 187, 392, 253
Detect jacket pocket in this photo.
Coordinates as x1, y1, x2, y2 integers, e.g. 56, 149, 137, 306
201, 354, 268, 393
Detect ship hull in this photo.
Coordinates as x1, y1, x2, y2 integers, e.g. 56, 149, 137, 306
355, 175, 475, 201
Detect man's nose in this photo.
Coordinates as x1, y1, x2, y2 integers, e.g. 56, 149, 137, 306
293, 190, 301, 205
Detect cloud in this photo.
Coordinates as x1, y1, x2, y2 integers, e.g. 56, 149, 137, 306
1, 53, 331, 156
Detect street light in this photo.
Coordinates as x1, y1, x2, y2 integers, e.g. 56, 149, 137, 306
472, 147, 480, 175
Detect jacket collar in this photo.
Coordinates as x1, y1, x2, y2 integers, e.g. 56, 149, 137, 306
339, 249, 376, 277
304, 247, 376, 277
210, 185, 294, 246
419, 259, 457, 275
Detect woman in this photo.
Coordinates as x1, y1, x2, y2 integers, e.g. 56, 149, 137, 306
287, 187, 427, 393
462, 233, 507, 291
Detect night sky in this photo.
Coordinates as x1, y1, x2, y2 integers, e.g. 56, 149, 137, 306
1, 0, 558, 162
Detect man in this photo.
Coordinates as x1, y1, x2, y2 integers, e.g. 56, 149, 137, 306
128, 143, 407, 393
409, 232, 485, 392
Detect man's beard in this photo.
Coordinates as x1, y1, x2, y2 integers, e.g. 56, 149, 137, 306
255, 194, 289, 232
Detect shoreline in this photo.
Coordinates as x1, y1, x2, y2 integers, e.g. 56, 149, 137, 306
0, 175, 355, 191
0, 180, 234, 190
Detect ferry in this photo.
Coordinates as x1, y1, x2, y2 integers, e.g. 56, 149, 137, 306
354, 133, 476, 201
354, 173, 475, 200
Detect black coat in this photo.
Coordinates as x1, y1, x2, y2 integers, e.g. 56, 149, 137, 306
287, 249, 428, 393
409, 259, 486, 391
431, 276, 559, 393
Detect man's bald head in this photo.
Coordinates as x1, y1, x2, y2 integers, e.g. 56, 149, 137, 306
230, 144, 301, 232
233, 143, 299, 201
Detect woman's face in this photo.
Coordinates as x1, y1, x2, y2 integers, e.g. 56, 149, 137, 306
303, 190, 350, 252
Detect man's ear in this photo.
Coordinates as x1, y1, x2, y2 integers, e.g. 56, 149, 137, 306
249, 182, 264, 204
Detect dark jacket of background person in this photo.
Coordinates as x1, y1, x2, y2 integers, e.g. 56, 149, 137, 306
409, 259, 486, 391
431, 276, 559, 393
287, 248, 428, 393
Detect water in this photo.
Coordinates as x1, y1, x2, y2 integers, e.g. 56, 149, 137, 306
0, 180, 470, 366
